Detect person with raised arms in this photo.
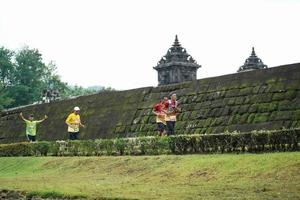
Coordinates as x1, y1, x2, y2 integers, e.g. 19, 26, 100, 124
19, 112, 48, 143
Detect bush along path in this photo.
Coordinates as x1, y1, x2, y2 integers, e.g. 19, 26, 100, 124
0, 189, 87, 200
0, 129, 299, 157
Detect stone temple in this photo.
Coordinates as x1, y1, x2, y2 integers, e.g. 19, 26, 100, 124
238, 47, 268, 72
153, 35, 201, 86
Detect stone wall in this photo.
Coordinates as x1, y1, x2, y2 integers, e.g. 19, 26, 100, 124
1, 63, 300, 143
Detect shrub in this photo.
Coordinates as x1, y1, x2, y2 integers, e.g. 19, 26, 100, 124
0, 142, 33, 156
0, 129, 299, 156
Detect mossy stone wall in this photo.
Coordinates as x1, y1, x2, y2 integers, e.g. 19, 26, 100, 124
1, 63, 300, 143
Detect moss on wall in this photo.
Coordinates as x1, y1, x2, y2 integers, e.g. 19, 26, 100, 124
1, 63, 300, 143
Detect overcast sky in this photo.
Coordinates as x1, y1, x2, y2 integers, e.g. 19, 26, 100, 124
0, 0, 299, 90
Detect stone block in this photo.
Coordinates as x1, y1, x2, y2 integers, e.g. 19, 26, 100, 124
247, 113, 256, 123
258, 85, 269, 94
225, 89, 240, 98
213, 117, 225, 126
197, 119, 206, 128
244, 96, 251, 104
253, 113, 270, 123
190, 111, 198, 120
200, 101, 212, 108
193, 128, 202, 134
229, 106, 240, 115
293, 110, 300, 120
210, 99, 224, 108
239, 87, 253, 96
269, 111, 293, 121
238, 105, 250, 114
252, 86, 261, 94
196, 94, 205, 102
235, 97, 245, 105
176, 113, 183, 121
227, 98, 236, 106
250, 94, 273, 103
285, 90, 297, 100
283, 121, 292, 128
182, 112, 191, 120
221, 106, 230, 116
269, 82, 286, 93
257, 102, 278, 113
272, 92, 287, 101
204, 118, 213, 127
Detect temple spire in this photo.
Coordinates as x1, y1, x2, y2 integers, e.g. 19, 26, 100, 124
172, 35, 181, 47
237, 47, 268, 72
153, 35, 201, 86
251, 47, 256, 56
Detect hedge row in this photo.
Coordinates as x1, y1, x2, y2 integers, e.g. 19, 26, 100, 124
0, 129, 299, 156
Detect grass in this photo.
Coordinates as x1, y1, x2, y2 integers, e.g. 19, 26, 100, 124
0, 153, 299, 199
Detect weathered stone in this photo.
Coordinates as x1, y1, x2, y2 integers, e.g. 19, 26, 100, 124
253, 113, 270, 123
269, 82, 286, 93
257, 102, 278, 113
272, 92, 287, 101
239, 87, 253, 96
225, 89, 240, 98
237, 47, 268, 72
238, 105, 250, 114
154, 35, 201, 86
293, 110, 300, 120
270, 111, 293, 121
247, 113, 256, 123
235, 97, 245, 105
1, 63, 300, 142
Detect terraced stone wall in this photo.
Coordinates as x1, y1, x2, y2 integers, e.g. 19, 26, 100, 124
1, 63, 300, 143
117, 63, 300, 137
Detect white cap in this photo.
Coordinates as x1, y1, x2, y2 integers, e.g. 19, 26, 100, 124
74, 106, 80, 111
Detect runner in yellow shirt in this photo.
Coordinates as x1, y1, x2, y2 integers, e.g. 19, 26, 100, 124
19, 112, 48, 142
65, 106, 85, 140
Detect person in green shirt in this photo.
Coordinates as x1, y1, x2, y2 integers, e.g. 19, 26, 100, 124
20, 112, 48, 143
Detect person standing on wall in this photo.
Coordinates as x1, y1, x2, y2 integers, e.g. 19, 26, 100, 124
65, 106, 85, 140
166, 93, 181, 135
153, 97, 168, 136
19, 112, 48, 143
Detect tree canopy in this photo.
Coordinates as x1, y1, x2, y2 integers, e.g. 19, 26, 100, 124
0, 46, 113, 110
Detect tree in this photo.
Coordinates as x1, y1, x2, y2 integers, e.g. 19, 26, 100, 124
0, 47, 15, 110
12, 46, 46, 104
0, 45, 115, 109
0, 47, 14, 88
0, 83, 14, 110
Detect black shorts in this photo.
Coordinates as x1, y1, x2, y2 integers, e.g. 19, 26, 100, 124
157, 122, 166, 132
69, 132, 79, 140
27, 135, 36, 142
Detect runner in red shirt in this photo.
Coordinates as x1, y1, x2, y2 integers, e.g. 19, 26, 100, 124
153, 98, 168, 136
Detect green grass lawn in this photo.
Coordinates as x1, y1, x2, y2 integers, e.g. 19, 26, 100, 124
0, 153, 299, 199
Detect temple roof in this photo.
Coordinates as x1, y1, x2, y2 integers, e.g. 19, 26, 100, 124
238, 47, 267, 72
153, 35, 201, 70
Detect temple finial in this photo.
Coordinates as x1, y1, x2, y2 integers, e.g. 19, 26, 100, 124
251, 47, 256, 56
173, 34, 181, 47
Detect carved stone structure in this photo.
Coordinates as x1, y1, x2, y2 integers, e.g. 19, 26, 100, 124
153, 35, 201, 86
238, 47, 268, 72
41, 89, 60, 103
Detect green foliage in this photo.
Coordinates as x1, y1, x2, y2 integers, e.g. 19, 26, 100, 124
27, 190, 86, 199
0, 142, 32, 156
32, 141, 51, 156
0, 129, 299, 156
0, 45, 114, 109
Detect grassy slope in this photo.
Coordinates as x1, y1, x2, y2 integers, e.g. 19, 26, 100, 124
0, 153, 299, 200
